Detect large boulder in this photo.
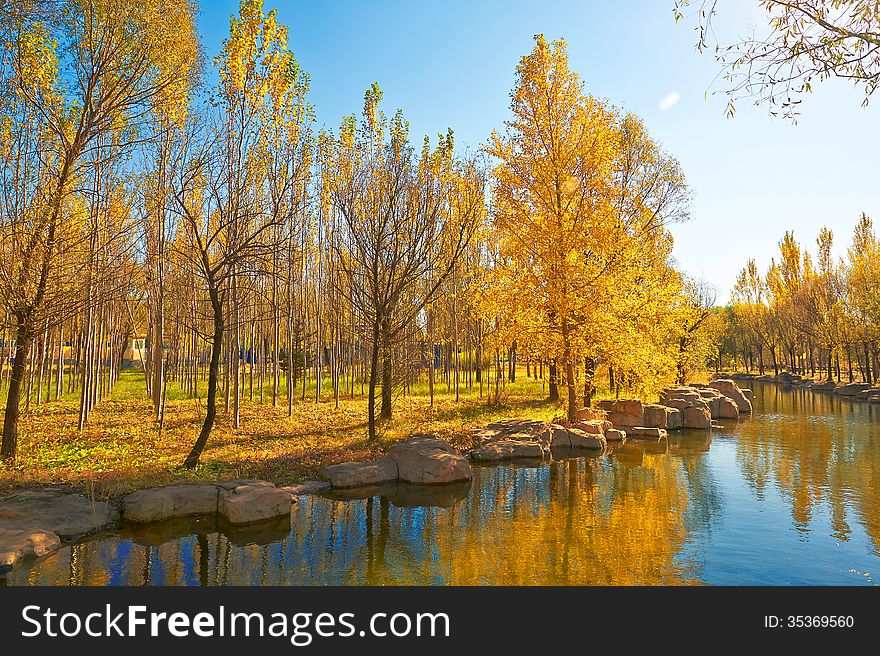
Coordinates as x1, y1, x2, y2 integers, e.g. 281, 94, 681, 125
575, 407, 608, 421
666, 408, 683, 430
546, 424, 573, 448
123, 484, 219, 523
480, 419, 555, 449
629, 426, 668, 440
597, 399, 644, 427
709, 379, 753, 413
642, 404, 678, 429
324, 459, 399, 488
470, 439, 545, 461
661, 388, 712, 426
834, 382, 872, 397
660, 387, 703, 406
741, 388, 755, 402
1, 489, 118, 539
812, 380, 837, 392
605, 428, 627, 441
572, 419, 611, 435
664, 397, 701, 411
0, 527, 60, 570
281, 480, 331, 496
566, 428, 607, 449
388, 435, 472, 484
717, 396, 740, 419
682, 406, 712, 429
486, 419, 548, 435
218, 482, 293, 525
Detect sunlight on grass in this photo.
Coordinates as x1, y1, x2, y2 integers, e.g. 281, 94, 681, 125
0, 367, 619, 499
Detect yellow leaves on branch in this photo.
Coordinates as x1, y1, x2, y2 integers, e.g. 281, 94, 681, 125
10, 21, 58, 99
216, 0, 308, 124
482, 34, 691, 396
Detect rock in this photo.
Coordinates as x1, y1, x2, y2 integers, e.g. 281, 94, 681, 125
324, 459, 399, 488
281, 480, 331, 496
742, 389, 755, 402
213, 479, 275, 491
0, 489, 119, 540
499, 430, 552, 450
388, 435, 472, 484
682, 406, 712, 429
547, 423, 573, 448
871, 396, 880, 404
812, 380, 837, 392
486, 419, 548, 435
566, 428, 607, 449
470, 428, 502, 444
597, 399, 644, 427
575, 407, 607, 421
470, 439, 545, 461
660, 388, 714, 424
717, 396, 740, 419
123, 484, 219, 523
605, 428, 627, 441
834, 382, 872, 397
0, 527, 60, 570
667, 408, 683, 430
643, 404, 677, 429
629, 426, 668, 440
572, 419, 611, 435
218, 482, 293, 525
481, 419, 555, 448
709, 379, 753, 413
660, 387, 702, 404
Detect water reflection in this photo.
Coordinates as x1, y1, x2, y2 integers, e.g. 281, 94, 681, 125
4, 383, 880, 585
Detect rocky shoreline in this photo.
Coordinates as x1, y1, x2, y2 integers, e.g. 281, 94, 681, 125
0, 377, 757, 574
728, 371, 880, 402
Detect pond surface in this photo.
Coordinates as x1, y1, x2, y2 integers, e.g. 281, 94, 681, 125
4, 383, 880, 586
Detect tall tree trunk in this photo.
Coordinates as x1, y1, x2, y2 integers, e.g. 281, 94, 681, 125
1, 317, 33, 461
367, 316, 381, 441
548, 359, 559, 402
380, 318, 393, 420
582, 356, 595, 407
564, 358, 577, 423
183, 290, 223, 469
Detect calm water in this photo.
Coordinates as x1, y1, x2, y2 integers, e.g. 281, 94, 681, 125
5, 383, 880, 586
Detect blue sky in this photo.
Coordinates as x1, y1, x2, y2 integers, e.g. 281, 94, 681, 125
198, 0, 880, 302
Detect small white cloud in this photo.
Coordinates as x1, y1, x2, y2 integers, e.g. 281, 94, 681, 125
658, 91, 680, 112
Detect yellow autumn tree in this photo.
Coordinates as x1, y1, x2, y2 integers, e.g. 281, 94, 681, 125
485, 35, 689, 421
0, 0, 199, 461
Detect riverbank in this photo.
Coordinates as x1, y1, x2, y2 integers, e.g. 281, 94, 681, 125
0, 369, 580, 499
725, 371, 880, 401
9, 380, 879, 586
0, 375, 750, 572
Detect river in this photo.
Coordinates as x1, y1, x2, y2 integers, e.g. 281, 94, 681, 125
4, 382, 880, 585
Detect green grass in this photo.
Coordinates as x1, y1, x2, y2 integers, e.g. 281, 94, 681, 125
0, 365, 607, 499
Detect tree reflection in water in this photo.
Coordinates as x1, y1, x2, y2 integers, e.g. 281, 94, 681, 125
6, 383, 880, 586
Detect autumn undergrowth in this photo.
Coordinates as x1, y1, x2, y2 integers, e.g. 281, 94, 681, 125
0, 367, 610, 500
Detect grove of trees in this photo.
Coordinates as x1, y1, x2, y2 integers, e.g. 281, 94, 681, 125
716, 216, 880, 383
2, 1, 735, 468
